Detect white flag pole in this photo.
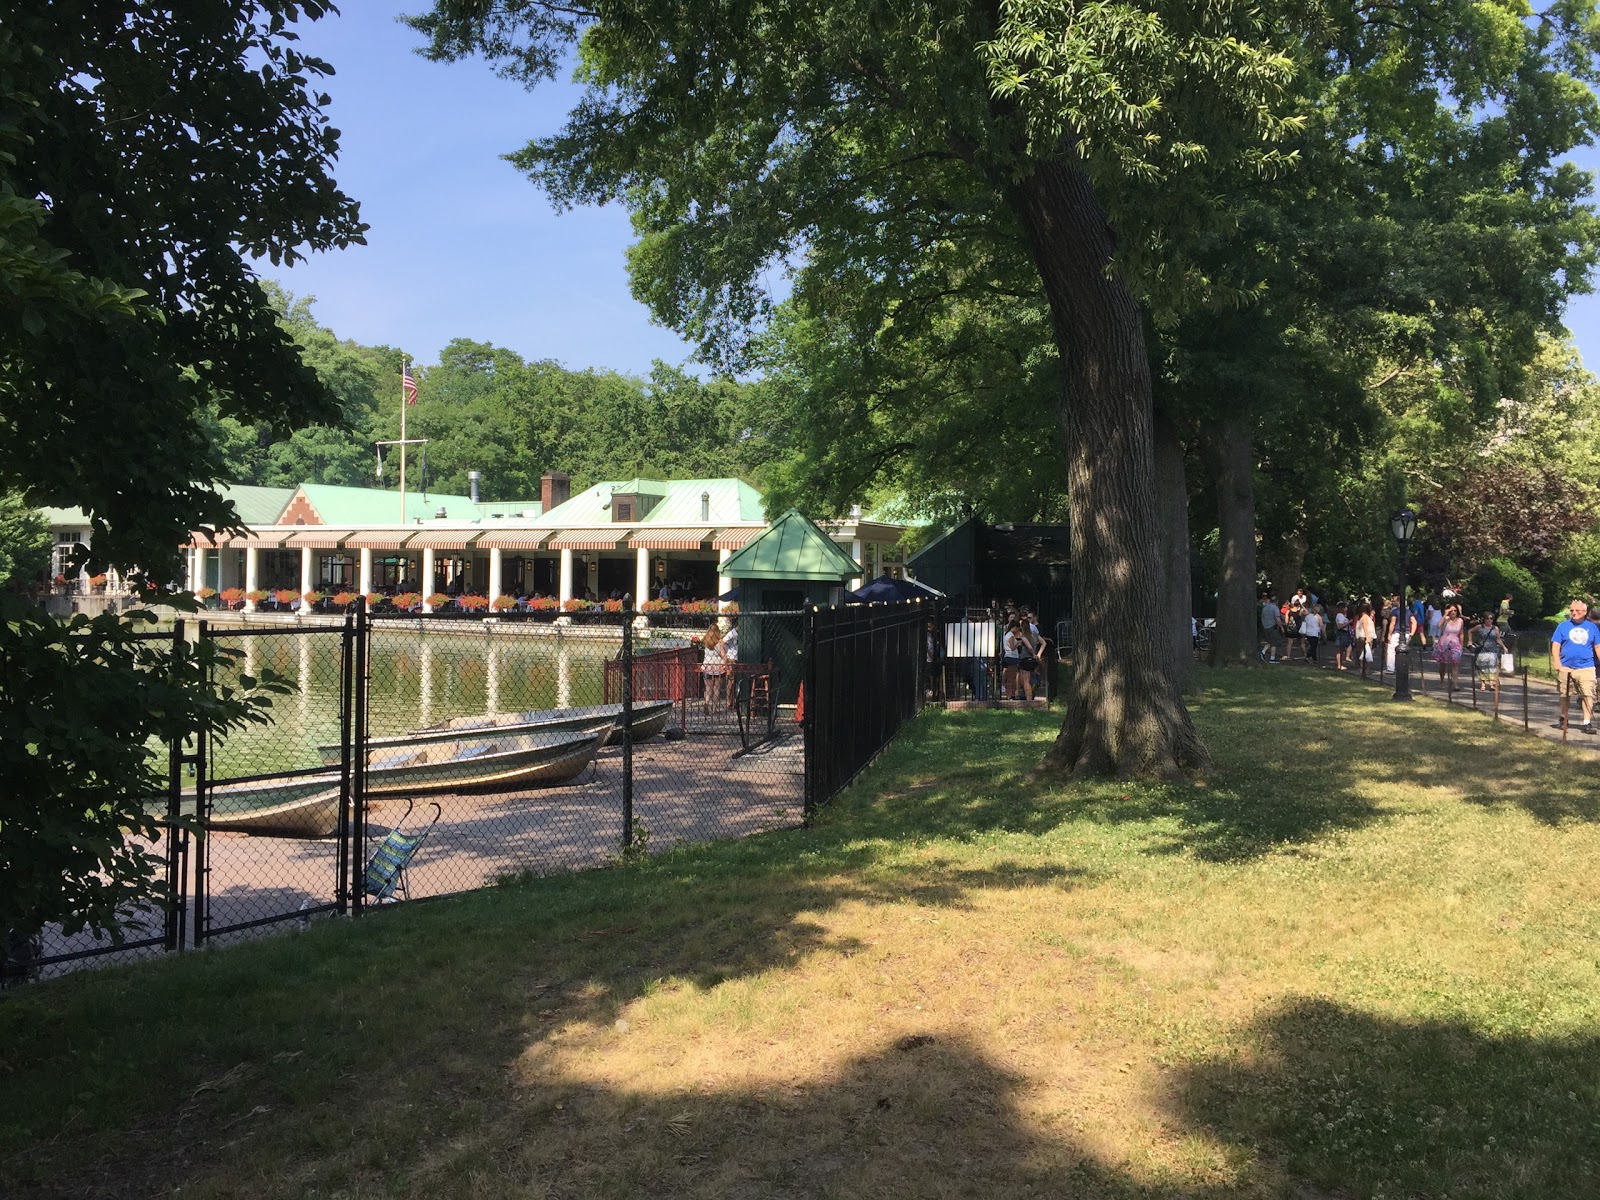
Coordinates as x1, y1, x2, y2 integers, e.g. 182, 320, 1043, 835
399, 356, 408, 523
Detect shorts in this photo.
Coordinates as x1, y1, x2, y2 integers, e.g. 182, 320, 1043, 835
1558, 665, 1595, 703
1336, 630, 1353, 649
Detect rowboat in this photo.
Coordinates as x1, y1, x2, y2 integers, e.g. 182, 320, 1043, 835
317, 700, 674, 765
363, 729, 602, 797
208, 730, 603, 838
207, 787, 343, 838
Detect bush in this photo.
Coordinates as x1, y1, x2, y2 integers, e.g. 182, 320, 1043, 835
1542, 530, 1600, 616
1459, 558, 1543, 625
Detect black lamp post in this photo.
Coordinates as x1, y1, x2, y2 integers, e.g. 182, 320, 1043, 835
1390, 506, 1416, 702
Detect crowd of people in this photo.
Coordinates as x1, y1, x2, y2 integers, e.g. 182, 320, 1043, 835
1257, 586, 1516, 692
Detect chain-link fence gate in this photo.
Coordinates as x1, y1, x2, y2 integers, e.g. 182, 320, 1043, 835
15, 598, 933, 983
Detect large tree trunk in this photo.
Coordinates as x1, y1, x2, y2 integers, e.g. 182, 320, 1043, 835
1009, 160, 1208, 777
1261, 530, 1308, 604
1207, 415, 1260, 667
1153, 407, 1194, 692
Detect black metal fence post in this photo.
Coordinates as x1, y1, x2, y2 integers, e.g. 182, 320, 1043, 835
336, 608, 355, 916
1523, 666, 1529, 731
621, 595, 634, 853
192, 619, 210, 945
165, 619, 188, 954
351, 600, 369, 916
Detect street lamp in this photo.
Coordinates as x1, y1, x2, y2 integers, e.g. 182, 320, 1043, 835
1390, 506, 1416, 701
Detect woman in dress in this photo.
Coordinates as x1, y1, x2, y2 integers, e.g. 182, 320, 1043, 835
1355, 602, 1378, 679
700, 622, 728, 709
1333, 602, 1353, 670
1469, 611, 1505, 693
1433, 603, 1466, 691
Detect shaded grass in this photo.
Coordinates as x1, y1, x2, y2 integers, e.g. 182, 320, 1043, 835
4, 669, 1600, 1196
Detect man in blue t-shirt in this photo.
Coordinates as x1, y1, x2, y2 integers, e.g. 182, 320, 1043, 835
1551, 598, 1600, 733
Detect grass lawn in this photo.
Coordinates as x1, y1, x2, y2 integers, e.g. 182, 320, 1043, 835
5, 669, 1600, 1198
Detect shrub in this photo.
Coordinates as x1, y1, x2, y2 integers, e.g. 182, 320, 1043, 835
219, 587, 245, 606
332, 591, 359, 608
457, 594, 490, 610
196, 586, 217, 600
426, 592, 450, 608
363, 592, 384, 608
602, 598, 624, 612
272, 589, 299, 606
1460, 558, 1543, 625
529, 597, 559, 611
680, 599, 715, 614
392, 592, 421, 611
641, 599, 670, 613
721, 601, 739, 614
492, 594, 518, 611
244, 589, 268, 603
87, 574, 108, 589
301, 589, 323, 604
562, 598, 590, 612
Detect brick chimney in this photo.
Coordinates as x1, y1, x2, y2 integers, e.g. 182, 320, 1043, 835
540, 471, 571, 514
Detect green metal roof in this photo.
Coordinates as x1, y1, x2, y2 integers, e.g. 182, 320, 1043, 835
720, 508, 862, 581
479, 499, 543, 518
535, 478, 765, 527
290, 483, 481, 525
221, 484, 299, 526
39, 506, 90, 527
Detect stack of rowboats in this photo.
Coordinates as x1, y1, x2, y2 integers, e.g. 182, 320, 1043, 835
207, 700, 675, 838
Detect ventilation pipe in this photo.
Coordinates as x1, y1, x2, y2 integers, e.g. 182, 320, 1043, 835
468, 470, 480, 503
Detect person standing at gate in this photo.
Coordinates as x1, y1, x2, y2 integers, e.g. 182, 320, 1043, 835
700, 622, 728, 711
1551, 598, 1600, 734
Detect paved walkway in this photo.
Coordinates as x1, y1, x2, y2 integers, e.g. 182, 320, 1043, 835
1276, 639, 1600, 753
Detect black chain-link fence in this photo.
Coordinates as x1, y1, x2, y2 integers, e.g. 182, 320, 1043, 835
13, 599, 929, 982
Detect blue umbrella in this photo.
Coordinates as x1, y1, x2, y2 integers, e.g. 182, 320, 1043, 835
847, 574, 942, 603
718, 585, 741, 602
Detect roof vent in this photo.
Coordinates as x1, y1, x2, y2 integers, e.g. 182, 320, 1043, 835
435, 506, 447, 519
850, 504, 862, 519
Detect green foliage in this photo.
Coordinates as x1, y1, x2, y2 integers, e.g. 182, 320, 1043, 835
1459, 557, 1543, 623
0, 596, 284, 953
0, 494, 50, 590
0, 2, 365, 582
1544, 529, 1600, 615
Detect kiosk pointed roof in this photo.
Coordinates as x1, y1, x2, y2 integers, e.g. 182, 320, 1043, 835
719, 508, 862, 581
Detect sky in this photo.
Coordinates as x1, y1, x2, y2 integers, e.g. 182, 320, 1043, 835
265, 4, 696, 377
270, 5, 1600, 378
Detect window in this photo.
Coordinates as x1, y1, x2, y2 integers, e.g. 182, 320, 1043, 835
614, 500, 634, 521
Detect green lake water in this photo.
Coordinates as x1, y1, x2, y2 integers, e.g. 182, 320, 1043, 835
204, 626, 632, 779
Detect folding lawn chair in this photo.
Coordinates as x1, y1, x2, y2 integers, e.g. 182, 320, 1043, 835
363, 799, 441, 904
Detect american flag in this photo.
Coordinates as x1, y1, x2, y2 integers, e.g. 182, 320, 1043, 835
403, 364, 419, 406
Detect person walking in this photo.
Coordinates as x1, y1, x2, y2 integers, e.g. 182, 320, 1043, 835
1333, 602, 1353, 670
1433, 603, 1465, 691
1259, 592, 1284, 663
1355, 602, 1378, 678
1300, 604, 1324, 664
1551, 598, 1600, 734
1469, 611, 1505, 694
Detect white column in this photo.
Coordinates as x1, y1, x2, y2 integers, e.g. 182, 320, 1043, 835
635, 546, 650, 604
559, 548, 574, 604
486, 641, 501, 714
243, 546, 260, 611
718, 547, 732, 607
421, 547, 436, 612
358, 547, 373, 597
488, 547, 503, 606
299, 548, 313, 609
186, 548, 200, 593
419, 640, 434, 727
849, 537, 863, 592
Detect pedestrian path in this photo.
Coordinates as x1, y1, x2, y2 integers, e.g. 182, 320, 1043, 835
1281, 642, 1600, 755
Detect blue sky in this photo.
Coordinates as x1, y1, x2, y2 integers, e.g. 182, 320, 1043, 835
270, 5, 1600, 379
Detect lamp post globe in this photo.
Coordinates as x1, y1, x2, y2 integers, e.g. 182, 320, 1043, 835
1390, 507, 1416, 701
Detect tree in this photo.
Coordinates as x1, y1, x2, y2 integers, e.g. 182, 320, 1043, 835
411, 2, 1335, 775
0, 2, 366, 579
0, 495, 50, 591
0, 3, 364, 959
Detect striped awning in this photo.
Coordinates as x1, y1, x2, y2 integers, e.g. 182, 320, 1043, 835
406, 532, 482, 551
476, 531, 553, 550
630, 527, 714, 551
343, 531, 411, 550
546, 528, 630, 551
713, 526, 765, 550
229, 533, 286, 549
284, 530, 347, 549
183, 531, 228, 549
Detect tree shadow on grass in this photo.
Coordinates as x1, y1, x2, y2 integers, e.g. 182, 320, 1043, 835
1171, 995, 1600, 1198
833, 672, 1600, 864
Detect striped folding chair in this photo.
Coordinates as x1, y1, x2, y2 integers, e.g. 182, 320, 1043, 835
363, 800, 441, 904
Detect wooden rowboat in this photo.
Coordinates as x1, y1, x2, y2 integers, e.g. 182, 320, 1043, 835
209, 730, 603, 838
317, 700, 674, 765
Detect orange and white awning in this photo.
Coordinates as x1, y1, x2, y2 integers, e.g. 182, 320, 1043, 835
344, 531, 411, 550
476, 531, 554, 550
713, 526, 764, 550
284, 530, 348, 549
546, 528, 630, 551
629, 527, 714, 550
406, 532, 483, 551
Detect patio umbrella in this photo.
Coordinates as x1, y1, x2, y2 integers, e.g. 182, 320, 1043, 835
718, 585, 741, 602
847, 574, 943, 603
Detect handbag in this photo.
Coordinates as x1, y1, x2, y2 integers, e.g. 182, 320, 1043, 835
1500, 651, 1515, 675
